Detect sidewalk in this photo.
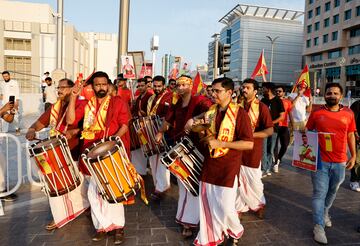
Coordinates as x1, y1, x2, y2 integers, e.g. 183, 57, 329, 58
1, 146, 360, 246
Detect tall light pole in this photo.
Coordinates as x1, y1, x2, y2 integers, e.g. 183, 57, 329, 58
117, 0, 130, 74
266, 35, 279, 82
56, 0, 64, 69
151, 35, 159, 78
212, 33, 220, 80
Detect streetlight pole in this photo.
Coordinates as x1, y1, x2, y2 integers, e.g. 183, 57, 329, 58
56, 0, 64, 69
212, 33, 219, 80
266, 35, 279, 82
117, 0, 130, 74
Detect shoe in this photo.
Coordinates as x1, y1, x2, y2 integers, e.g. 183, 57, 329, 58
45, 221, 57, 231
350, 182, 360, 192
273, 164, 279, 173
1, 193, 17, 202
313, 224, 328, 244
256, 206, 265, 219
225, 237, 239, 246
92, 231, 107, 242
262, 172, 267, 178
15, 128, 21, 136
114, 228, 124, 245
150, 191, 164, 201
324, 213, 332, 228
266, 171, 272, 176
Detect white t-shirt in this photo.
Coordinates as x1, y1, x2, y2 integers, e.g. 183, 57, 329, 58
289, 93, 310, 122
0, 79, 20, 104
44, 84, 58, 104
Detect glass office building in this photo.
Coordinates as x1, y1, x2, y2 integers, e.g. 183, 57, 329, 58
209, 4, 304, 85
304, 0, 360, 96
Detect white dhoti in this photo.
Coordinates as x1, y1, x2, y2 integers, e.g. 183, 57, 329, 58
130, 148, 147, 175
236, 165, 265, 213
88, 177, 125, 232
148, 153, 170, 193
194, 180, 244, 246
48, 174, 90, 228
175, 179, 199, 227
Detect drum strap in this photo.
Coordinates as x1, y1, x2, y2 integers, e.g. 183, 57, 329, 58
205, 102, 240, 158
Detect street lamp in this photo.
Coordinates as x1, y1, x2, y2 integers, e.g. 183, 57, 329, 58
266, 35, 279, 82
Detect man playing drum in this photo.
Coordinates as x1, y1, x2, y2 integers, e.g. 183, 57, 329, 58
66, 71, 131, 245
194, 77, 254, 246
236, 79, 273, 219
146, 75, 172, 201
155, 75, 212, 238
25, 78, 90, 231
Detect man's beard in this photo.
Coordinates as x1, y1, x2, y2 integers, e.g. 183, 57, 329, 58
325, 98, 339, 107
4, 79, 10, 82
95, 90, 107, 98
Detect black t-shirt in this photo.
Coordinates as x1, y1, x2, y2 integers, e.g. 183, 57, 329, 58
350, 100, 360, 135
261, 96, 285, 132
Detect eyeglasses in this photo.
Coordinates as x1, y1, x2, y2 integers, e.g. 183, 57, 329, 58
56, 86, 72, 90
212, 89, 226, 94
275, 90, 283, 93
170, 83, 176, 85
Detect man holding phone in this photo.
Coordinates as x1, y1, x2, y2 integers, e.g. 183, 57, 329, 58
1, 71, 20, 134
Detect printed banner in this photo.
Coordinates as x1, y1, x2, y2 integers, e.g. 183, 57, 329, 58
292, 130, 318, 172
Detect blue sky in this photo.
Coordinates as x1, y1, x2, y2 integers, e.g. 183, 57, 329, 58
19, 0, 305, 73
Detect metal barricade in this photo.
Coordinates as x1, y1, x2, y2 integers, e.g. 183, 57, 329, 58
0, 133, 23, 198
25, 128, 50, 186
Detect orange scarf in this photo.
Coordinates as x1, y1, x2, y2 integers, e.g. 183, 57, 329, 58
49, 100, 67, 136
205, 102, 240, 158
147, 91, 167, 116
81, 96, 111, 140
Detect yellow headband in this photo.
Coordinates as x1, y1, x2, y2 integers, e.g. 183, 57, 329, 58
176, 76, 192, 86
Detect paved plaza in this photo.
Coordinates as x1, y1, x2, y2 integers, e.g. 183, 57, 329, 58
1, 139, 360, 245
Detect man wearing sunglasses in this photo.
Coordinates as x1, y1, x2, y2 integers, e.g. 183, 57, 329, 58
25, 78, 89, 232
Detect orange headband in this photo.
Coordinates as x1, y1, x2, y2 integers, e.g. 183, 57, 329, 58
176, 76, 192, 86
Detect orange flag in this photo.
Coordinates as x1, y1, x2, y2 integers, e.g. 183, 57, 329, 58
191, 72, 207, 95
251, 50, 268, 82
292, 65, 311, 97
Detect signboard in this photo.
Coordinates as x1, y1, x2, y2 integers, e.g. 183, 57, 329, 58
292, 131, 318, 172
139, 62, 153, 79
128, 51, 145, 79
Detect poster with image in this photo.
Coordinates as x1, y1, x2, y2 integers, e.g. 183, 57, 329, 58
292, 130, 318, 172
121, 55, 136, 79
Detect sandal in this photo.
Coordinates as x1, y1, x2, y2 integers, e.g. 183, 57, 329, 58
45, 221, 57, 231
181, 227, 193, 238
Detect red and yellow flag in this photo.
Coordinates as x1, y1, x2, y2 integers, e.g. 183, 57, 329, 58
292, 65, 311, 97
191, 72, 207, 95
168, 158, 190, 180
251, 50, 268, 82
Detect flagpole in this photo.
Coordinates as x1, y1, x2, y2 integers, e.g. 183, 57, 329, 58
266, 36, 279, 82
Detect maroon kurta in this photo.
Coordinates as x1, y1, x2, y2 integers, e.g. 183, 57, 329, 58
38, 99, 87, 160
165, 95, 212, 142
148, 90, 172, 118
132, 91, 153, 117
201, 106, 253, 187
242, 101, 273, 168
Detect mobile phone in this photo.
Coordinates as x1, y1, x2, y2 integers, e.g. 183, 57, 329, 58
9, 96, 15, 104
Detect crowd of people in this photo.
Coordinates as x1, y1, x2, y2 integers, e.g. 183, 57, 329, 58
0, 70, 359, 245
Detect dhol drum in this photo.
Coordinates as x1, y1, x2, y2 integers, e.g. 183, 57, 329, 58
29, 135, 81, 197
133, 115, 168, 157
160, 136, 204, 196
82, 136, 141, 203
129, 118, 141, 151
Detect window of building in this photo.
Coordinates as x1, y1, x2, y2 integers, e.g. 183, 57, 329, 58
328, 49, 342, 59
333, 14, 339, 24
349, 45, 360, 55
314, 37, 319, 46
357, 6, 360, 16
334, 0, 340, 8
5, 38, 31, 51
323, 34, 329, 43
326, 67, 340, 82
332, 31, 338, 41
311, 54, 323, 62
346, 0, 353, 2
315, 22, 320, 31
306, 39, 311, 48
350, 28, 360, 37
308, 10, 313, 19
316, 6, 321, 15
309, 0, 314, 4
307, 25, 312, 33
325, 2, 331, 11
4, 56, 34, 93
324, 18, 330, 27
344, 9, 352, 20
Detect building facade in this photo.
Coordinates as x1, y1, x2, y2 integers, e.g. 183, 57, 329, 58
304, 0, 360, 96
208, 4, 304, 85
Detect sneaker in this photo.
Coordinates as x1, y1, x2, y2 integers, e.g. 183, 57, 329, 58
273, 164, 279, 173
262, 172, 267, 178
15, 128, 21, 136
313, 224, 328, 244
324, 213, 332, 228
266, 171, 272, 176
350, 182, 360, 192
1, 193, 17, 202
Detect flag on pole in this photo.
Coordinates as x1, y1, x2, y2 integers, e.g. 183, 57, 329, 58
191, 72, 207, 95
251, 50, 268, 82
292, 65, 311, 97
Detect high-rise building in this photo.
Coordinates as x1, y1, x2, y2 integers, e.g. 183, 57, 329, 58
208, 4, 304, 85
304, 0, 360, 96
